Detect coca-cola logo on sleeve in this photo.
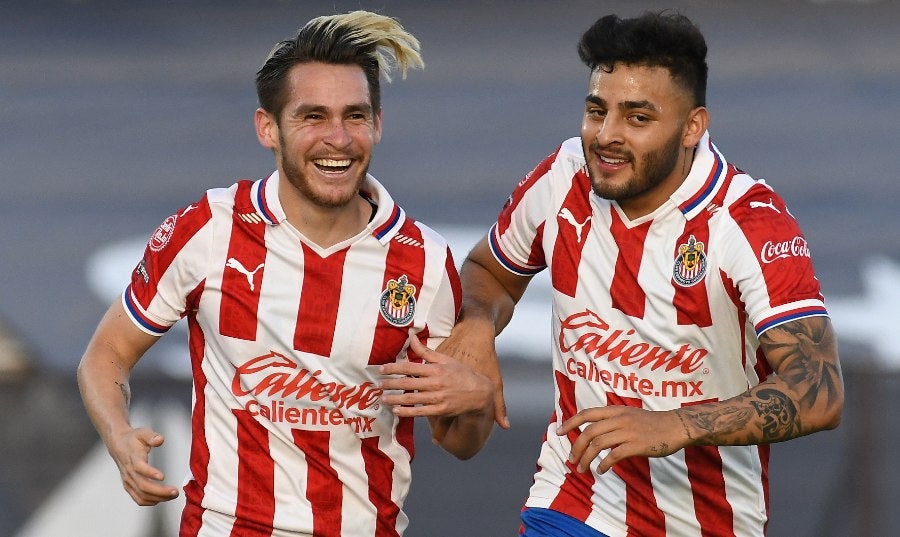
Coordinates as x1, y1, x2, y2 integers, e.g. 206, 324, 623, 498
759, 236, 811, 264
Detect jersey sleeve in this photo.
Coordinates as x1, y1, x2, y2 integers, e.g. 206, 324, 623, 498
422, 243, 462, 350
721, 183, 828, 336
489, 144, 570, 276
123, 195, 215, 335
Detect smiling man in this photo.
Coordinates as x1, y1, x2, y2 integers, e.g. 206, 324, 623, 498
438, 11, 844, 537
77, 11, 493, 537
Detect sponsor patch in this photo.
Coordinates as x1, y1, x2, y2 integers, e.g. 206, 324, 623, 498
379, 275, 416, 326
149, 214, 178, 252
673, 235, 707, 287
135, 259, 150, 284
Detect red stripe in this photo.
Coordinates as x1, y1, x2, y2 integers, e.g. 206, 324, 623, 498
220, 181, 267, 340
605, 392, 665, 537
551, 171, 592, 298
181, 283, 209, 537
497, 147, 560, 236
548, 371, 593, 521
294, 244, 348, 355
609, 210, 649, 318
444, 247, 462, 317
230, 409, 276, 536
362, 436, 401, 537
293, 430, 343, 536
131, 196, 212, 311
672, 226, 713, 328
729, 184, 824, 308
367, 221, 426, 365
681, 398, 735, 537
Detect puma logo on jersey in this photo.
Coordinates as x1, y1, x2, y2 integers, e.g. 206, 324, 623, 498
180, 204, 198, 217
558, 208, 592, 243
226, 257, 264, 291
749, 198, 781, 213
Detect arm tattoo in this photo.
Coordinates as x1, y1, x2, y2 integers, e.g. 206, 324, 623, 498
751, 389, 800, 441
758, 317, 843, 421
117, 381, 131, 408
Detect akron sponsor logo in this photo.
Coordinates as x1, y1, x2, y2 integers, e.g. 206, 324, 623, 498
760, 236, 810, 264
149, 214, 178, 252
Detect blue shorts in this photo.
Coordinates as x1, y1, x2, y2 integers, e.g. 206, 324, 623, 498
520, 507, 610, 537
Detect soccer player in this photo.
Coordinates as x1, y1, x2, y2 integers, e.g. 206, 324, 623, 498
77, 11, 493, 537
440, 12, 844, 536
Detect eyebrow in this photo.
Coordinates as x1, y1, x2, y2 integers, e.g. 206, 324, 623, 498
291, 102, 374, 116
585, 95, 659, 112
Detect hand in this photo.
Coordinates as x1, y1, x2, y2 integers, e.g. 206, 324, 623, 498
379, 336, 493, 419
436, 319, 509, 429
107, 427, 179, 505
557, 406, 687, 474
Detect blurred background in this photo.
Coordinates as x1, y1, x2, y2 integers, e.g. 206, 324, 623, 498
1, 0, 898, 535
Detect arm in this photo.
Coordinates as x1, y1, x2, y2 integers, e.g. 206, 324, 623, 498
561, 316, 843, 473
380, 336, 494, 459
436, 236, 533, 429
76, 299, 180, 504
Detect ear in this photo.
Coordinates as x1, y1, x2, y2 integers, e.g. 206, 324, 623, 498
255, 107, 279, 151
682, 106, 709, 148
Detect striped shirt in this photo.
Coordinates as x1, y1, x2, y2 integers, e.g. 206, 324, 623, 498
491, 132, 827, 537
124, 171, 461, 537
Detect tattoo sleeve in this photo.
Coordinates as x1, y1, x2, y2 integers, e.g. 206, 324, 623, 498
678, 316, 842, 446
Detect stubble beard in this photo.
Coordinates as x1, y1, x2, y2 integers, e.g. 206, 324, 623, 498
279, 135, 368, 210
587, 130, 683, 203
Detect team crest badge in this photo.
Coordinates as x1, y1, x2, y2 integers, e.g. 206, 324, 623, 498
380, 275, 416, 326
673, 235, 707, 287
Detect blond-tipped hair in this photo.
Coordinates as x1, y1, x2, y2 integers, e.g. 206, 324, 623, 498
302, 10, 423, 82
256, 10, 424, 118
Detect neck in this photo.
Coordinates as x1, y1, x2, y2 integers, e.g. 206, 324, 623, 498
279, 185, 371, 249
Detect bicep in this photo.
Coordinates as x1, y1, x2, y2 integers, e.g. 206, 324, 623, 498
757, 316, 843, 414
81, 298, 160, 374
463, 236, 533, 304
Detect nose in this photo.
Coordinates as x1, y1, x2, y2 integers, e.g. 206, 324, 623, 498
594, 115, 624, 147
322, 118, 351, 148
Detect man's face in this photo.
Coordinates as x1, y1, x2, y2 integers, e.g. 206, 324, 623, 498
265, 62, 382, 209
580, 63, 695, 218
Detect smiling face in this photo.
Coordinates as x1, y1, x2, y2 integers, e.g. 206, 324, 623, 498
581, 63, 707, 219
256, 61, 382, 213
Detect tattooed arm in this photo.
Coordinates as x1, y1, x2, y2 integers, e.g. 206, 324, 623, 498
560, 316, 844, 474
677, 316, 843, 445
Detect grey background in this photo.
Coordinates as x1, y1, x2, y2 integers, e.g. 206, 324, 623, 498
1, 1, 898, 535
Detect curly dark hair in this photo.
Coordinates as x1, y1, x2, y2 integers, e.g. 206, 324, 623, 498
578, 12, 708, 107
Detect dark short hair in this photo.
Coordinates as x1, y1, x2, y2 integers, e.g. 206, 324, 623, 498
577, 12, 708, 107
255, 11, 423, 121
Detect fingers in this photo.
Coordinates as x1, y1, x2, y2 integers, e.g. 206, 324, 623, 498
115, 428, 179, 505
495, 390, 511, 429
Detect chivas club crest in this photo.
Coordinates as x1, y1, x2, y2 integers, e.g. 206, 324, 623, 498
673, 235, 707, 287
379, 275, 416, 326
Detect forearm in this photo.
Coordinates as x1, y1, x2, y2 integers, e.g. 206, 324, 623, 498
676, 317, 843, 446
77, 299, 158, 446
457, 259, 517, 333
77, 348, 135, 445
430, 405, 494, 460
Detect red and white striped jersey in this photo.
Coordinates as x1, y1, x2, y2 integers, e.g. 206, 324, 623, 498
123, 171, 461, 537
491, 132, 827, 537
